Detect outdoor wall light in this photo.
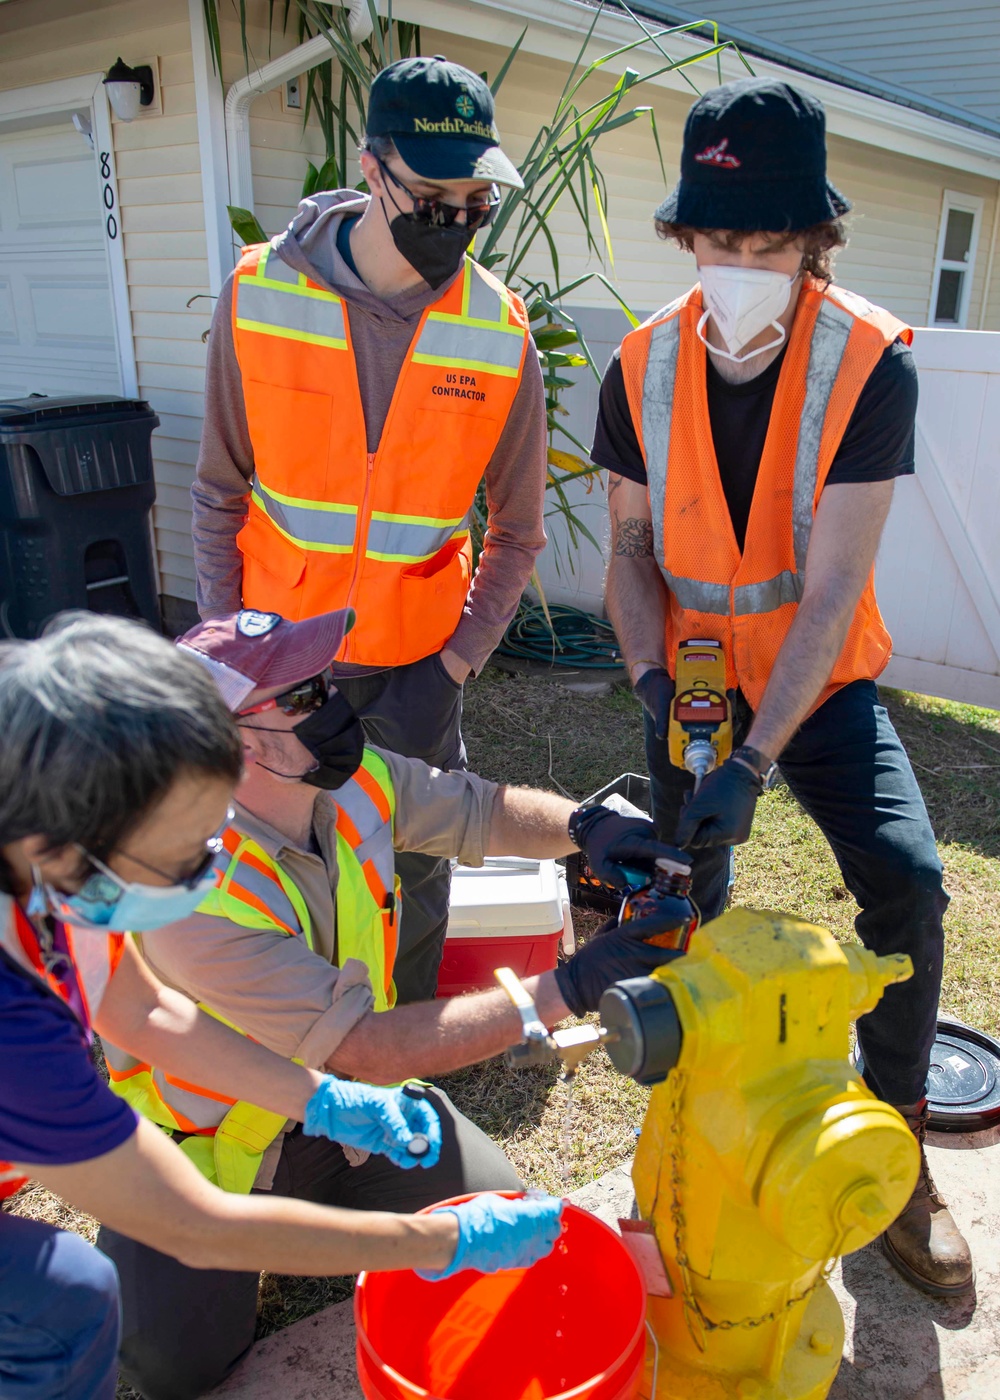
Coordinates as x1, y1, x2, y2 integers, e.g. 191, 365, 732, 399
103, 57, 154, 122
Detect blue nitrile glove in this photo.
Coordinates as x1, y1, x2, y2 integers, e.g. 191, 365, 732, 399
554, 919, 685, 1016
633, 667, 674, 741
571, 804, 689, 890
416, 1193, 565, 1280
303, 1078, 442, 1170
674, 757, 763, 849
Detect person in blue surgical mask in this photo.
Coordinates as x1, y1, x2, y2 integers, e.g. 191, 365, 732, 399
0, 613, 563, 1400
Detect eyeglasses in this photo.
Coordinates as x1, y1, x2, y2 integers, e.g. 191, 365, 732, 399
237, 668, 334, 719
78, 805, 235, 894
376, 157, 500, 233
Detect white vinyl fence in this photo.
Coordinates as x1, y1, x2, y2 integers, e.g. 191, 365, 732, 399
538, 319, 1000, 712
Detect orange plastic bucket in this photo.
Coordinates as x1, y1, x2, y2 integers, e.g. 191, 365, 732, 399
354, 1192, 647, 1400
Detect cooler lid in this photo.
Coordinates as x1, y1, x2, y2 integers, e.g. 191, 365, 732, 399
854, 1017, 1000, 1133
446, 857, 564, 934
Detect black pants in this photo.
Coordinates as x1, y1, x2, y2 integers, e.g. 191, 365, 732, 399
645, 680, 948, 1107
97, 1089, 519, 1400
337, 652, 467, 1004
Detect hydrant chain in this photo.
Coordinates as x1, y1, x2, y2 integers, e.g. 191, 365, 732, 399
665, 1065, 839, 1338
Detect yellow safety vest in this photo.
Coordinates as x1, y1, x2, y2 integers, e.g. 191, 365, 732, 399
103, 749, 400, 1193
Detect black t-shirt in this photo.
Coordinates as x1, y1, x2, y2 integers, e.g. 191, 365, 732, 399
592, 337, 917, 551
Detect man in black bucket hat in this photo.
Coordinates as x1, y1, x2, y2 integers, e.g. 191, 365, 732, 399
595, 77, 973, 1297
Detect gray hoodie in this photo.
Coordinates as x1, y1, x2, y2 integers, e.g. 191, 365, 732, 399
191, 190, 547, 675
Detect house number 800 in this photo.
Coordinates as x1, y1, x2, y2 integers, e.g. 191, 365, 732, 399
99, 151, 118, 240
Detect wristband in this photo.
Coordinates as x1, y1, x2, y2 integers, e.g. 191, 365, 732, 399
567, 803, 605, 850
732, 745, 779, 790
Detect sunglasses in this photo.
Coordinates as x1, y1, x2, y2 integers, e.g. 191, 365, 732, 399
78, 805, 235, 894
377, 157, 500, 233
237, 668, 334, 719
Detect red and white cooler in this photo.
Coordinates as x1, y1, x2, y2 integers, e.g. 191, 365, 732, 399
436, 857, 574, 998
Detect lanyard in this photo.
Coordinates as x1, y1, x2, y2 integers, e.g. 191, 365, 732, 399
12, 903, 92, 1037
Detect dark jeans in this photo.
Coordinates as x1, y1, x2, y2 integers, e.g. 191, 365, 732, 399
0, 1214, 121, 1400
644, 679, 947, 1107
97, 1088, 520, 1400
337, 652, 466, 1003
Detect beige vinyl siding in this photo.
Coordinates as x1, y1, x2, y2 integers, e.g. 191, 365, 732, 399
440, 32, 1000, 332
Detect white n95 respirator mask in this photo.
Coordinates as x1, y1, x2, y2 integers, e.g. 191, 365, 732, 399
696, 263, 798, 364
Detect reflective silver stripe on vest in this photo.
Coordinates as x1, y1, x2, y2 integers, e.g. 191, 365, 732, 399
790, 299, 853, 576
336, 776, 395, 895
662, 570, 730, 616
411, 319, 524, 373
733, 570, 802, 615
257, 246, 300, 285
642, 314, 681, 569
365, 513, 467, 563
236, 281, 347, 347
101, 1041, 231, 1130
468, 261, 502, 322
252, 478, 357, 552
213, 847, 301, 933
641, 295, 855, 617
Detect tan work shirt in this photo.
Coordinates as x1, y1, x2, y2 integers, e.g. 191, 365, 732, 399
138, 746, 497, 1071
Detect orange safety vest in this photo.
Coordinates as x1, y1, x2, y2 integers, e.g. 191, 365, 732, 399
619, 277, 911, 712
231, 245, 530, 666
0, 893, 124, 1200
102, 750, 400, 1193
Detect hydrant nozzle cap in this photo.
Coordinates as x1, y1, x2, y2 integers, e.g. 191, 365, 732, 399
876, 952, 913, 986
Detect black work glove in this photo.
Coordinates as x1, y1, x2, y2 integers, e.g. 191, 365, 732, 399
674, 757, 763, 849
571, 805, 689, 889
554, 918, 684, 1016
633, 667, 674, 741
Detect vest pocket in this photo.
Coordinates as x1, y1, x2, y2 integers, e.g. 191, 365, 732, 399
398, 539, 470, 664
237, 507, 306, 609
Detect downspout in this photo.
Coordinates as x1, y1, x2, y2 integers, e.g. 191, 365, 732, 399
225, 3, 375, 216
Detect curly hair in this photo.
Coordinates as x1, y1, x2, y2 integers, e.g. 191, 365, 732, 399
654, 219, 848, 283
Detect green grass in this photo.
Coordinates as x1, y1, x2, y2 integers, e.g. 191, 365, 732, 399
8, 668, 1000, 1386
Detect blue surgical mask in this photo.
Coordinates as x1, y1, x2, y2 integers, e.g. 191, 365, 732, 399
36, 865, 218, 932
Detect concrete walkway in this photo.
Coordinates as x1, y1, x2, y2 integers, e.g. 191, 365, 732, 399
210, 1130, 999, 1400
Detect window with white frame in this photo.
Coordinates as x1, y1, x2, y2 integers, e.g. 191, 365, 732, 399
930, 191, 983, 327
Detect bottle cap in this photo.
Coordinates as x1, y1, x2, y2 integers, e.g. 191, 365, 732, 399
407, 1133, 430, 1157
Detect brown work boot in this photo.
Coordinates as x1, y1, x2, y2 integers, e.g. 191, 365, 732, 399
882, 1101, 975, 1296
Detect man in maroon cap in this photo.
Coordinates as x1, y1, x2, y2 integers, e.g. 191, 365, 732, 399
98, 606, 686, 1397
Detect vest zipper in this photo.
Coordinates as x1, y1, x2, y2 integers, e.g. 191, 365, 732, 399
345, 450, 377, 661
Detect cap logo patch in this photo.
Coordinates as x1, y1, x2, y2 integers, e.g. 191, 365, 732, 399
237, 609, 281, 638
694, 138, 741, 169
455, 90, 475, 119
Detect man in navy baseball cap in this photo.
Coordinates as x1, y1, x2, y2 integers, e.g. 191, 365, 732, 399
593, 76, 972, 1299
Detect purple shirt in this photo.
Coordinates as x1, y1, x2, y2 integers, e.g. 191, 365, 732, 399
0, 949, 136, 1168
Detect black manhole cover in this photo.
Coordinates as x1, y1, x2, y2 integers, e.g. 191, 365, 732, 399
854, 1017, 1000, 1132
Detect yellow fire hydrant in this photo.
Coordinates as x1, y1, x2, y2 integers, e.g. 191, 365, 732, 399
600, 908, 920, 1400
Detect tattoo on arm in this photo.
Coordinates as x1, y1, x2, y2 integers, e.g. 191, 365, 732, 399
614, 517, 655, 557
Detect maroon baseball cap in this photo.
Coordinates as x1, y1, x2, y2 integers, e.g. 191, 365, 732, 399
176, 608, 354, 712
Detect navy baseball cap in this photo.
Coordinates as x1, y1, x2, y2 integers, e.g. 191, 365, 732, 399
366, 55, 523, 189
654, 78, 850, 232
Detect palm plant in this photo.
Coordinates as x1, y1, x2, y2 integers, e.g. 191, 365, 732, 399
206, 0, 750, 566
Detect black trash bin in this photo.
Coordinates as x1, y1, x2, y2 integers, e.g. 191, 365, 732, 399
0, 395, 161, 638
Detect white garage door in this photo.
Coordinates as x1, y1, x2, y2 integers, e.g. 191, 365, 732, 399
0, 115, 122, 399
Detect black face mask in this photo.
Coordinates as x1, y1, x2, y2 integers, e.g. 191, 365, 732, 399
291, 691, 365, 791
383, 203, 474, 289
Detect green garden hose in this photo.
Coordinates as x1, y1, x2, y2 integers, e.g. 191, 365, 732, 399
497, 603, 623, 669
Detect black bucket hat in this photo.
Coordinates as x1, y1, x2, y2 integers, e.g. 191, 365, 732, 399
655, 77, 850, 232
367, 56, 523, 189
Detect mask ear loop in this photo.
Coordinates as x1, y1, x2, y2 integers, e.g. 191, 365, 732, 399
695, 307, 787, 364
